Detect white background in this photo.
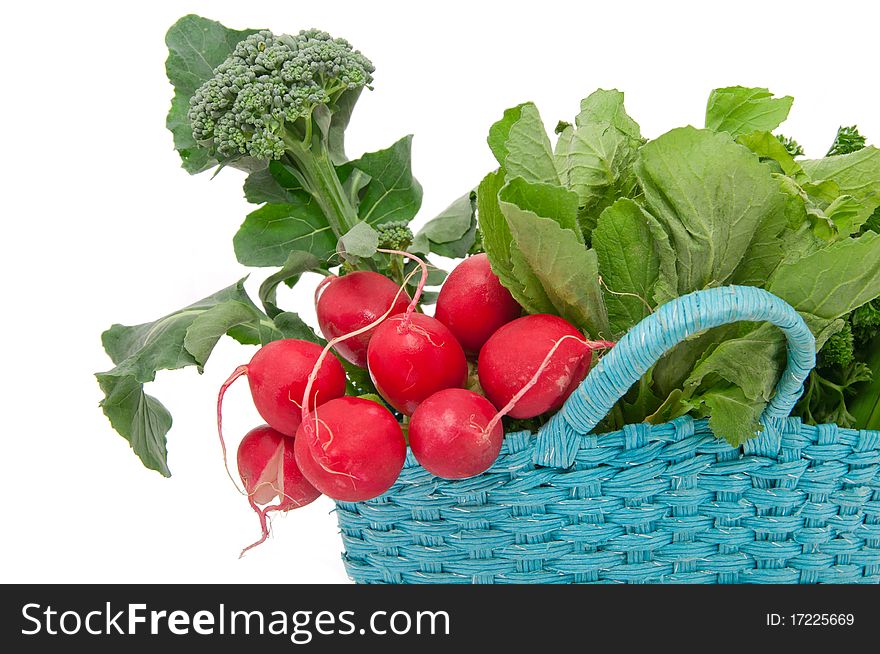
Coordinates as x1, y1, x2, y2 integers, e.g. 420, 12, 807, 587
2, 0, 878, 584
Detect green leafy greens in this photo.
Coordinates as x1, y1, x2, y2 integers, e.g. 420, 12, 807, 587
478, 85, 880, 445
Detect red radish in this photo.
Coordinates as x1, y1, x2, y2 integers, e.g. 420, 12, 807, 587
367, 312, 468, 415
361, 251, 468, 415
315, 271, 411, 367
290, 263, 420, 501
217, 339, 346, 438
218, 269, 418, 554
411, 334, 613, 479
294, 397, 406, 501
236, 425, 321, 557
408, 389, 503, 479
479, 314, 613, 419
435, 253, 521, 354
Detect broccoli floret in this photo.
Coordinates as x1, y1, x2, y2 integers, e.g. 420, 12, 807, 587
818, 322, 855, 369
375, 220, 413, 251
188, 29, 375, 236
852, 299, 880, 346
776, 134, 804, 157
826, 125, 867, 156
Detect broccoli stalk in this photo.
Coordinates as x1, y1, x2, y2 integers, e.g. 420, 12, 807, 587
188, 29, 375, 238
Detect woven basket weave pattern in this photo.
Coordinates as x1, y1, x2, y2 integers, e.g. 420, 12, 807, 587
336, 286, 880, 583
337, 417, 880, 583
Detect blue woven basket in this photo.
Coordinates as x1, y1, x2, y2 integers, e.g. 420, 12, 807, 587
336, 286, 880, 583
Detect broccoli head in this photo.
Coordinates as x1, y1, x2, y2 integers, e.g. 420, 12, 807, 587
851, 299, 880, 346
189, 30, 374, 160
188, 29, 375, 238
819, 321, 855, 369
375, 221, 414, 252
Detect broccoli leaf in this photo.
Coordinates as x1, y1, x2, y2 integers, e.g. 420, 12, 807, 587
635, 127, 785, 295
237, 138, 420, 268
273, 311, 325, 344
184, 301, 270, 370
339, 221, 380, 259
95, 375, 173, 477
258, 251, 323, 318
233, 193, 336, 267
164, 15, 261, 174
412, 191, 477, 258
96, 279, 278, 475
488, 103, 559, 185
344, 136, 423, 226
243, 161, 303, 204
593, 199, 660, 336
705, 86, 794, 138
325, 88, 364, 165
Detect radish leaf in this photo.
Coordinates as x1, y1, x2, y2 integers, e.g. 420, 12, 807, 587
705, 86, 793, 138
593, 198, 660, 336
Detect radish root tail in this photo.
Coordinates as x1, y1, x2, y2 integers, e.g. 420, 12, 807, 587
239, 495, 279, 559
217, 365, 249, 496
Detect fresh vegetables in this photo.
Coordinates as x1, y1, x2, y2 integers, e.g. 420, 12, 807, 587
791, 126, 880, 428
367, 313, 468, 415
477, 86, 880, 445
435, 253, 522, 353
478, 315, 600, 419
294, 396, 406, 501
315, 271, 411, 367
187, 28, 374, 237
408, 389, 503, 479
236, 425, 320, 555
97, 15, 473, 475
97, 11, 880, 535
217, 339, 346, 437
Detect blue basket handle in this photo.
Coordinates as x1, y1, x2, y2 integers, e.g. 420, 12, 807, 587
533, 285, 816, 467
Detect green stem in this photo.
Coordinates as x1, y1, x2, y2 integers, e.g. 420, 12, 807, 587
282, 130, 358, 239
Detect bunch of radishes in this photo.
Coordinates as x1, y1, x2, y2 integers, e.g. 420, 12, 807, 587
218, 252, 611, 553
